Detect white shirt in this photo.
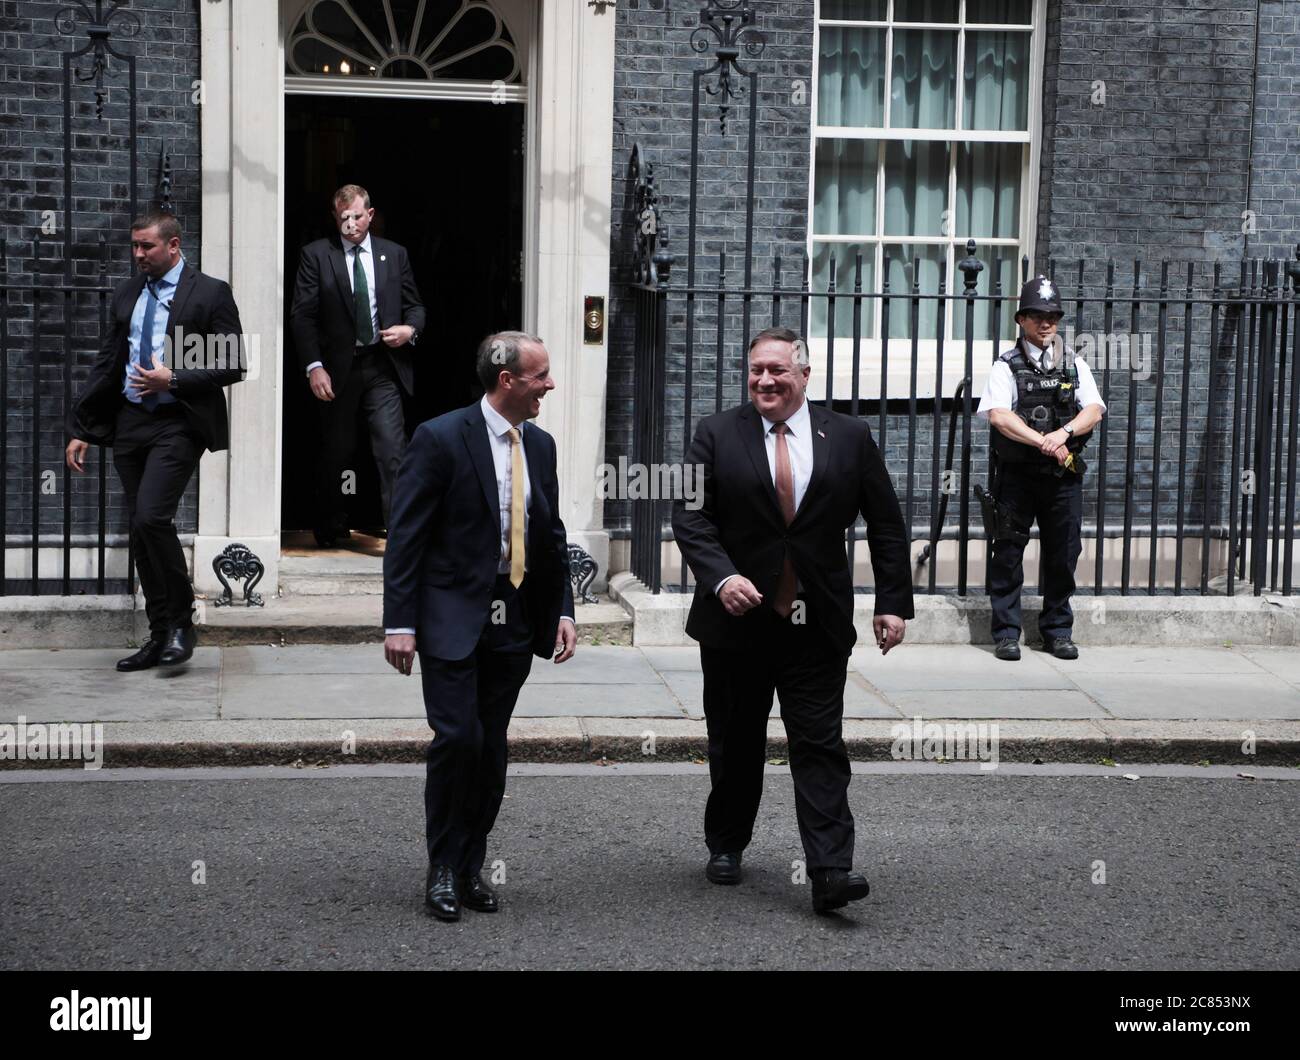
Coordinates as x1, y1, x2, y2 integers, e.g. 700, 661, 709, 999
304, 233, 380, 375
976, 339, 1106, 419
715, 398, 814, 596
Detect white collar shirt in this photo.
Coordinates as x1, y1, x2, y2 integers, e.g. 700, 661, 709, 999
759, 396, 813, 513
341, 233, 380, 345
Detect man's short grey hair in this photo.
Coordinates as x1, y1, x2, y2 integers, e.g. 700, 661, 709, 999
476, 330, 543, 392
748, 326, 809, 367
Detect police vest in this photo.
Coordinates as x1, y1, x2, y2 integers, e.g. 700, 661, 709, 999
991, 342, 1092, 470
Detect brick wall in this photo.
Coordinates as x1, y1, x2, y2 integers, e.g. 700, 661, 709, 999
605, 0, 1296, 580
606, 0, 816, 538
1247, 0, 1300, 263
1, 0, 202, 570
1032, 1, 1285, 557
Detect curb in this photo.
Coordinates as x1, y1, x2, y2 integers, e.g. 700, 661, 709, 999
5, 721, 1297, 770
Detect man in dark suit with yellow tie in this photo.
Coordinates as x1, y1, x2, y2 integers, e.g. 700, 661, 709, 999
382, 331, 576, 922
672, 327, 914, 915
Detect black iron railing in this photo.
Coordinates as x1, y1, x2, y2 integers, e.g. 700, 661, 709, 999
625, 241, 1300, 598
0, 236, 136, 596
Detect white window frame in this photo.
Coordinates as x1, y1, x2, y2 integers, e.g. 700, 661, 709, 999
806, 0, 1047, 402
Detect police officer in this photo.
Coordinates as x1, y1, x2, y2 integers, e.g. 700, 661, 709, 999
976, 276, 1107, 661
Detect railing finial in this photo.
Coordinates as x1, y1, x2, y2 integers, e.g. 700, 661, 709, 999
958, 238, 983, 295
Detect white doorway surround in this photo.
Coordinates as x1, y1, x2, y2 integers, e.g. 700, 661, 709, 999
193, 0, 616, 597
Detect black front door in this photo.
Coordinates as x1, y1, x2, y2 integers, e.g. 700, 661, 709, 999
281, 93, 525, 533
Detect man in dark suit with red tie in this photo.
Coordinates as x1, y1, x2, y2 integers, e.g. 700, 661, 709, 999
65, 211, 247, 672
672, 326, 914, 915
382, 331, 576, 922
290, 184, 426, 545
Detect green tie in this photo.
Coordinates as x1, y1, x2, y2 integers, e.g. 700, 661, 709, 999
352, 245, 373, 345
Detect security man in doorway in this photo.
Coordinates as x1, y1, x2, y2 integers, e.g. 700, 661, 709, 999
975, 276, 1106, 661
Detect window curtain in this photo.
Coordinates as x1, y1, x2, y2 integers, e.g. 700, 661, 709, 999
813, 21, 1030, 340
814, 139, 876, 237
963, 32, 1028, 131
811, 243, 875, 339
818, 27, 885, 127
890, 30, 956, 129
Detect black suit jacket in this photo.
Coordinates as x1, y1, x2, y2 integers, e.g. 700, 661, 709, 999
382, 401, 575, 661
68, 264, 246, 452
289, 236, 426, 396
672, 401, 914, 655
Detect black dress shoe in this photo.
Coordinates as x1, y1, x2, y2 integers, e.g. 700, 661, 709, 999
810, 869, 871, 914
425, 865, 461, 921
994, 638, 1021, 661
158, 624, 197, 666
1042, 635, 1079, 660
117, 636, 166, 672
705, 851, 742, 885
458, 873, 499, 913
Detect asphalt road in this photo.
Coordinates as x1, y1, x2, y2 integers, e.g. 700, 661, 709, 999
1, 765, 1296, 971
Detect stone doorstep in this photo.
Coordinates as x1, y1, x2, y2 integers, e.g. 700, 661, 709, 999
4, 580, 1298, 648
0, 593, 632, 648
607, 572, 1300, 647
4, 719, 1298, 770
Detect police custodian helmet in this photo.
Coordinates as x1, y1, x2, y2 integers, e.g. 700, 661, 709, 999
1016, 275, 1064, 317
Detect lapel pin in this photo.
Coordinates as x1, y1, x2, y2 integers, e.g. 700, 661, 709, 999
380, 255, 387, 262
817, 429, 826, 438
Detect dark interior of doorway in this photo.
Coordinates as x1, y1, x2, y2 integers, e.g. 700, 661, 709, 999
281, 93, 525, 534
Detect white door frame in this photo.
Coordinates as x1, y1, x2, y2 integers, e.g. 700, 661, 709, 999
194, 0, 616, 596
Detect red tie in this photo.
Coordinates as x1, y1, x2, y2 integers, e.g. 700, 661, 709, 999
772, 422, 797, 618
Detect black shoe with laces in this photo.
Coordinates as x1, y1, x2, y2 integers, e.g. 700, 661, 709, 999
117, 636, 166, 672
425, 864, 461, 921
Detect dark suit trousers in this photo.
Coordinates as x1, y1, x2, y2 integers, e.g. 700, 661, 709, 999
699, 605, 855, 871
418, 574, 534, 876
989, 469, 1083, 641
317, 343, 406, 530
112, 401, 200, 635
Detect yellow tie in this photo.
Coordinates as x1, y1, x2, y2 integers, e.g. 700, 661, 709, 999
508, 427, 525, 588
